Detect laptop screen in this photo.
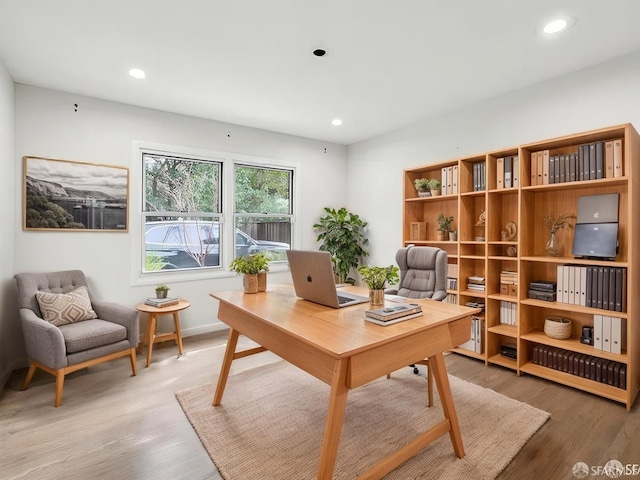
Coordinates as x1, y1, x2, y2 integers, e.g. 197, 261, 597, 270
572, 223, 618, 259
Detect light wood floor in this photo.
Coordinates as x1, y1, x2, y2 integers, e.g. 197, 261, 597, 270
1, 332, 638, 480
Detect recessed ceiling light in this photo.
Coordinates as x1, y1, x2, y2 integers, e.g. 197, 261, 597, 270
542, 17, 576, 35
129, 68, 146, 79
331, 119, 342, 126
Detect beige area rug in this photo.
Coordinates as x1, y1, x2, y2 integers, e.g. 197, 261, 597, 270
176, 361, 550, 479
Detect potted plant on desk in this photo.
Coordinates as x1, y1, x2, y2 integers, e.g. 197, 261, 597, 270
357, 265, 400, 305
230, 252, 270, 293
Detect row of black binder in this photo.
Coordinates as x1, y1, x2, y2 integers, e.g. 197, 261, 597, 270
472, 161, 486, 192
532, 344, 626, 390
556, 265, 626, 313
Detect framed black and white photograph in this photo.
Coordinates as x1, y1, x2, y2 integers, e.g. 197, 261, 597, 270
23, 156, 129, 231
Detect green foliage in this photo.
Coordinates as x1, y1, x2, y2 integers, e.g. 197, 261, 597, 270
437, 213, 454, 232
357, 265, 399, 290
25, 194, 86, 229
144, 155, 220, 213
414, 178, 430, 192
313, 207, 368, 284
145, 254, 166, 271
155, 284, 169, 292
235, 166, 291, 214
229, 252, 270, 275
427, 178, 441, 190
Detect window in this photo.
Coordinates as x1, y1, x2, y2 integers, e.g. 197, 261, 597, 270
141, 148, 294, 274
234, 164, 293, 262
142, 152, 222, 272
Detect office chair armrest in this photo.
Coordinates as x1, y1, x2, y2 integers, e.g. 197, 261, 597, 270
431, 290, 447, 302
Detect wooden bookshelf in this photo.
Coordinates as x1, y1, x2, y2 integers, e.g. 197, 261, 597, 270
402, 124, 639, 410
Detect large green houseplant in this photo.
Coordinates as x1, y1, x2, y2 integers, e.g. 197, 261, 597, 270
313, 207, 369, 284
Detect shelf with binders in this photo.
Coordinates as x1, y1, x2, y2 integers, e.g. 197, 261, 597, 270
459, 154, 488, 194
488, 149, 520, 192
403, 160, 459, 199
520, 124, 630, 189
519, 361, 628, 404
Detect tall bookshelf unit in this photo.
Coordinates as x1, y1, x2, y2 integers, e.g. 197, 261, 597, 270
402, 124, 640, 410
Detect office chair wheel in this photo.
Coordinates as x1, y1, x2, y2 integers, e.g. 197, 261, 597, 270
410, 364, 420, 375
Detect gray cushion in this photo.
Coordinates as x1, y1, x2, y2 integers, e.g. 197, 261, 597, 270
58, 319, 127, 354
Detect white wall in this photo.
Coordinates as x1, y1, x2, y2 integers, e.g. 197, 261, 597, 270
0, 61, 17, 386
347, 50, 640, 266
14, 85, 348, 354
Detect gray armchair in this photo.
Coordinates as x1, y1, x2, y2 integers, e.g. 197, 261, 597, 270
385, 246, 448, 406
14, 270, 139, 407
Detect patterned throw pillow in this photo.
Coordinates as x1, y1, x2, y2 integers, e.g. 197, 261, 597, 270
35, 286, 98, 326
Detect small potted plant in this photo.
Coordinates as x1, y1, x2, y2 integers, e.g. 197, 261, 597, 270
155, 284, 170, 299
230, 252, 270, 293
436, 213, 454, 241
414, 178, 431, 197
357, 265, 400, 305
428, 178, 442, 196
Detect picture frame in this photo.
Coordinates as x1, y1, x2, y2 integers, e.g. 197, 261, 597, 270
23, 156, 129, 231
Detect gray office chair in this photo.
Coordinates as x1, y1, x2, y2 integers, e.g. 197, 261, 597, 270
14, 270, 139, 407
385, 245, 448, 406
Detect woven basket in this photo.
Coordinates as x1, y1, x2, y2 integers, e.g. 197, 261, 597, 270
544, 317, 572, 339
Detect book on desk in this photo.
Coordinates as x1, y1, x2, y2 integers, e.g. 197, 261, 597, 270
365, 303, 423, 326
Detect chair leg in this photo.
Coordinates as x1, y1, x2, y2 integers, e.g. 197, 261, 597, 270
22, 363, 37, 391
54, 370, 65, 408
129, 348, 137, 376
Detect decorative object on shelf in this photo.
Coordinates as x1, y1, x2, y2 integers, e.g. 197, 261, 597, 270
501, 221, 518, 241
475, 210, 486, 226
544, 317, 572, 340
414, 178, 431, 197
436, 213, 454, 241
543, 212, 574, 256
506, 245, 517, 257
155, 284, 169, 299
229, 252, 270, 293
357, 264, 400, 305
314, 207, 369, 285
449, 230, 457, 241
427, 178, 441, 196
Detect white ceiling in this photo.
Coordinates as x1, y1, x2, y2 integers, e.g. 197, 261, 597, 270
2, 1, 640, 145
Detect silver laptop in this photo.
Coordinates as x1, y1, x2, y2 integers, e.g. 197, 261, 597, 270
286, 250, 369, 308
577, 193, 619, 224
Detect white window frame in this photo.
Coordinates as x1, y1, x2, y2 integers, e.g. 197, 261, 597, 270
130, 141, 298, 286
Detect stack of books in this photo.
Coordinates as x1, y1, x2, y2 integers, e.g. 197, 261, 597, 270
364, 303, 423, 326
466, 276, 485, 292
144, 296, 179, 307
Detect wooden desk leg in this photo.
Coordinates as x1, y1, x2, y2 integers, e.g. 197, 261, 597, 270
212, 328, 240, 406
172, 311, 184, 355
145, 314, 158, 368
317, 358, 349, 480
430, 352, 464, 458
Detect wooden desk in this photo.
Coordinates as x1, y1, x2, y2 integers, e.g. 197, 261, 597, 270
136, 299, 190, 367
211, 286, 479, 480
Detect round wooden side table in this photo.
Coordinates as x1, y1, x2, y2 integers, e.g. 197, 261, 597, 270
135, 299, 191, 367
